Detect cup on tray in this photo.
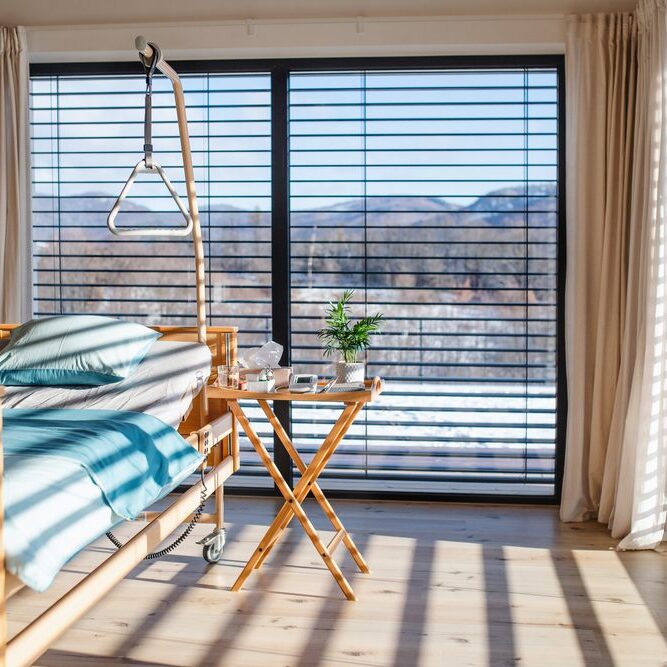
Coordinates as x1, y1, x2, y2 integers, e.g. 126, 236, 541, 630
217, 364, 240, 389
273, 366, 293, 387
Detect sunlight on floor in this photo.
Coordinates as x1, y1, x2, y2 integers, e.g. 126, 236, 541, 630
8, 500, 667, 667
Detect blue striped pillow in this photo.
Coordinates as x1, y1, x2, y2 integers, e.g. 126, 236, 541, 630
0, 315, 160, 386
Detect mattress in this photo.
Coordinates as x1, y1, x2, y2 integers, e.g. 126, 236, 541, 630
2, 340, 212, 428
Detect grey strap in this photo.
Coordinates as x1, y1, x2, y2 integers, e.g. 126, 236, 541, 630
143, 80, 153, 167
140, 43, 160, 168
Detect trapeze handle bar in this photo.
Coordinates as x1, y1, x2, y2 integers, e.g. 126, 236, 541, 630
107, 160, 194, 237
106, 37, 195, 238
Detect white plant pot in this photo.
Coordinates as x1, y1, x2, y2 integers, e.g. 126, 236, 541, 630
335, 362, 365, 383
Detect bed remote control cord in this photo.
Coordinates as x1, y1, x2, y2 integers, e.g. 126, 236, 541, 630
105, 472, 208, 560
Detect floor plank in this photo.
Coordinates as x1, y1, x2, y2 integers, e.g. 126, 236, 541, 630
7, 497, 667, 667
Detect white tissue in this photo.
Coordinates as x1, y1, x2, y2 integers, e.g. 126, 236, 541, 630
239, 341, 283, 369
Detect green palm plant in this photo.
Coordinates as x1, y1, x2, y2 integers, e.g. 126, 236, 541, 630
318, 290, 384, 363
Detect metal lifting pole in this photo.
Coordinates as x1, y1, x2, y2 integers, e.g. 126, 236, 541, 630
133, 36, 207, 346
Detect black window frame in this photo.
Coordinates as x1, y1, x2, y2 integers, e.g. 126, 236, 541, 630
30, 54, 566, 505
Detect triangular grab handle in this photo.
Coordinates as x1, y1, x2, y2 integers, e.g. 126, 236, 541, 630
107, 160, 194, 237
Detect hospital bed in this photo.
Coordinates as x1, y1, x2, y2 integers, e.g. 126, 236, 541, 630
0, 36, 241, 666
0, 325, 239, 666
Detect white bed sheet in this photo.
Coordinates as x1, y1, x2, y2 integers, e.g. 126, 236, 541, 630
2, 340, 212, 428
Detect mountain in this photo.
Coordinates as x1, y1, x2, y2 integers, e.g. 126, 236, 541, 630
32, 183, 558, 380
33, 184, 556, 240
33, 182, 557, 291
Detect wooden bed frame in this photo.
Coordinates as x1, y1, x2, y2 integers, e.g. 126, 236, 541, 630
0, 324, 239, 667
0, 36, 245, 666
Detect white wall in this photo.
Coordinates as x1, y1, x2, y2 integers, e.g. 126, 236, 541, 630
1, 0, 636, 25
26, 15, 568, 62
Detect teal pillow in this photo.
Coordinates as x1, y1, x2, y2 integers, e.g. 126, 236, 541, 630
0, 316, 161, 386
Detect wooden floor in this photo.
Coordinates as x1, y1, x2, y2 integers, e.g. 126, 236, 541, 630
7, 496, 667, 667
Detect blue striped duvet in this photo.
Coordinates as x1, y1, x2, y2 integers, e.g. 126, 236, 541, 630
3, 409, 204, 591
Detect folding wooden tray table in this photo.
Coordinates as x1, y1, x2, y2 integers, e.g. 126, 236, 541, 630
208, 377, 383, 600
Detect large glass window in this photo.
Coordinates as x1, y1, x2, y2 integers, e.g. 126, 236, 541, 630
29, 58, 563, 499
31, 72, 272, 335
288, 68, 560, 496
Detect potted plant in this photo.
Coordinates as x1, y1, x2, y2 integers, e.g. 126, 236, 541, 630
318, 290, 384, 383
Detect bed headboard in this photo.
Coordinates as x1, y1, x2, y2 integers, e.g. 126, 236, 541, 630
149, 325, 237, 371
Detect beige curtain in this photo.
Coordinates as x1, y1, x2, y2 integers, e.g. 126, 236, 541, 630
0, 26, 31, 323
562, 1, 667, 550
561, 13, 638, 523
614, 0, 667, 549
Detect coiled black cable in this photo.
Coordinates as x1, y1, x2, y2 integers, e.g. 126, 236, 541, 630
106, 471, 208, 560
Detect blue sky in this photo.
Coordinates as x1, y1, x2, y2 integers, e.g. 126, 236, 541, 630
30, 68, 558, 214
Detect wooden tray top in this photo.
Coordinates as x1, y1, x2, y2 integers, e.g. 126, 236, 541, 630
208, 377, 383, 403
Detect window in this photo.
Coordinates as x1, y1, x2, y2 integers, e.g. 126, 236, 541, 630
30, 57, 564, 500
288, 66, 562, 496
30, 70, 275, 483
31, 71, 272, 337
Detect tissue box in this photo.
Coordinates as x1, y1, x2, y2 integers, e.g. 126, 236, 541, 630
247, 379, 275, 393
244, 367, 291, 386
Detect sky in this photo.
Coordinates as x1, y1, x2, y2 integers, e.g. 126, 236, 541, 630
29, 68, 558, 215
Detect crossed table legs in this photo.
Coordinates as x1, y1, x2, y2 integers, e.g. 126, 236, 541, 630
227, 399, 370, 601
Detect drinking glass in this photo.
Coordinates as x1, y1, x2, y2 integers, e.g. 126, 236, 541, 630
217, 364, 240, 389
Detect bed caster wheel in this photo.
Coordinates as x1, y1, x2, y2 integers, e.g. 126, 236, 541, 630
198, 528, 225, 564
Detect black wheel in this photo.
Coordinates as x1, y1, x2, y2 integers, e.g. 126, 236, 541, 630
202, 529, 225, 564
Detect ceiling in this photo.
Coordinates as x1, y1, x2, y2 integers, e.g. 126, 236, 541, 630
0, 0, 637, 27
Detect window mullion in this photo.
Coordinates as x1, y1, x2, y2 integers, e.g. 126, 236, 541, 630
270, 66, 293, 490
